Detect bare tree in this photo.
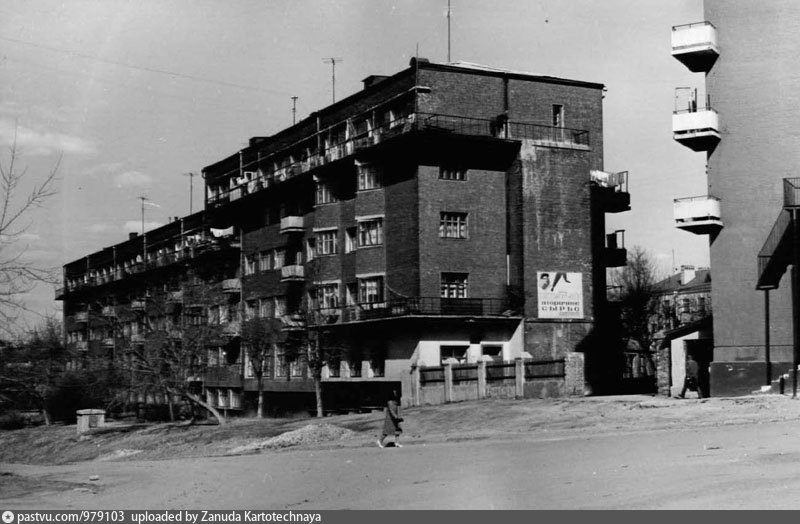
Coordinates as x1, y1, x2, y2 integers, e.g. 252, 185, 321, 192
0, 130, 60, 335
241, 316, 284, 417
609, 245, 661, 351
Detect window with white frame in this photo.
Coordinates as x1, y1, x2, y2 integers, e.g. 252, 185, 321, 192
345, 227, 357, 253
439, 212, 468, 239
358, 276, 384, 303
441, 272, 469, 298
357, 164, 381, 190
315, 181, 336, 205
439, 167, 467, 181
357, 218, 383, 247
316, 229, 337, 256
244, 254, 258, 275
316, 283, 340, 309
259, 251, 272, 271
274, 249, 285, 269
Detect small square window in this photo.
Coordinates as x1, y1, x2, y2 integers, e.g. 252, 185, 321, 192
439, 212, 468, 239
358, 276, 384, 303
316, 230, 338, 256
441, 272, 468, 298
315, 181, 336, 205
357, 218, 383, 247
357, 164, 382, 190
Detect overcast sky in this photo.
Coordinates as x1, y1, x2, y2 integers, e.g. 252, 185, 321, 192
0, 0, 707, 329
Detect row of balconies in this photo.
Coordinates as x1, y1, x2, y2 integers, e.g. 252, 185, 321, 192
672, 21, 723, 239
57, 236, 238, 299
206, 112, 593, 208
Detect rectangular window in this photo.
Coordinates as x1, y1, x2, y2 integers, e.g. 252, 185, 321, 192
440, 345, 468, 364
316, 283, 340, 309
439, 167, 467, 181
275, 353, 285, 377
358, 276, 384, 303
316, 230, 338, 256
306, 238, 315, 262
244, 254, 258, 275
274, 297, 287, 317
552, 104, 564, 127
259, 298, 274, 318
357, 218, 383, 247
441, 273, 469, 298
439, 212, 468, 239
259, 251, 272, 271
245, 300, 257, 320
345, 227, 357, 253
274, 249, 285, 269
357, 164, 381, 190
315, 181, 336, 205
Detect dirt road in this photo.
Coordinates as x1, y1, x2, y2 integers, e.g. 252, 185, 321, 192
3, 410, 800, 509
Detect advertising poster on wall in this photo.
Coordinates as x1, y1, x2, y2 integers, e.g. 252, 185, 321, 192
537, 271, 583, 319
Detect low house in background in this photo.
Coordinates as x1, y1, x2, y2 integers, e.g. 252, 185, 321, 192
651, 266, 713, 397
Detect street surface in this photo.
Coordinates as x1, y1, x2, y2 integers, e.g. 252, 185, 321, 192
3, 415, 800, 509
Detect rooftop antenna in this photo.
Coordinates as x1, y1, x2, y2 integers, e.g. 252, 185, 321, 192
138, 196, 160, 234
182, 172, 196, 214
447, 0, 452, 62
323, 58, 343, 103
291, 96, 299, 125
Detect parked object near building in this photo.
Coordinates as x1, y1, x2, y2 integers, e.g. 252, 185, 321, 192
57, 59, 631, 414
672, 3, 800, 396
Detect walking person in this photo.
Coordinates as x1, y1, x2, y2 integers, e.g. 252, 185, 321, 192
377, 390, 403, 448
679, 354, 701, 399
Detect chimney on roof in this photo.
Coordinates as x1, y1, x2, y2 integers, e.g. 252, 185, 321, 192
129, 232, 138, 240
362, 75, 390, 90
679, 265, 696, 286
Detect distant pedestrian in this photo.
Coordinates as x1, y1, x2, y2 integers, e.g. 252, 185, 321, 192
679, 355, 701, 399
377, 390, 403, 448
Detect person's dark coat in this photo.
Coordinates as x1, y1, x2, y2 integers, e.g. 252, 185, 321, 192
383, 399, 402, 435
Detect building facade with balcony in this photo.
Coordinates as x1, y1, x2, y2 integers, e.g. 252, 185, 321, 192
672, 2, 800, 396
58, 59, 630, 413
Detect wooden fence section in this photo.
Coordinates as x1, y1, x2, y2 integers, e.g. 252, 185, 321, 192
411, 354, 585, 406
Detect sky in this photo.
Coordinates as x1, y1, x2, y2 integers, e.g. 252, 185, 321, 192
0, 0, 708, 330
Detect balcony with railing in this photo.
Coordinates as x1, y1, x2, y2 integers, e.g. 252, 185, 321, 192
206, 112, 591, 209
130, 299, 147, 311
311, 296, 516, 325
674, 195, 723, 235
279, 216, 305, 234
280, 264, 305, 282
672, 21, 719, 72
590, 170, 630, 213
603, 230, 627, 267
221, 278, 241, 293
673, 91, 720, 152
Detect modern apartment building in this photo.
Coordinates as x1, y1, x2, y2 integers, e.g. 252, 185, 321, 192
58, 58, 630, 413
672, 1, 800, 395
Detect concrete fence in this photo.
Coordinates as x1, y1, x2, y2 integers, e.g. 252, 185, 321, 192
410, 353, 585, 406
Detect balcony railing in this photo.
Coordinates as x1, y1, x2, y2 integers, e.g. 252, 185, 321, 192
130, 299, 147, 311
757, 209, 791, 290
673, 93, 720, 152
312, 297, 514, 325
671, 21, 719, 72
280, 216, 305, 234
207, 112, 591, 208
280, 264, 304, 281
221, 278, 241, 293
674, 195, 723, 235
73, 311, 89, 323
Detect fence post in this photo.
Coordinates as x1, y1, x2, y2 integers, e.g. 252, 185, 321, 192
515, 358, 525, 399
444, 362, 454, 403
411, 364, 421, 406
477, 359, 488, 399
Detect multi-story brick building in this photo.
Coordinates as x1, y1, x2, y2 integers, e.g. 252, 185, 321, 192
57, 59, 630, 414
671, 2, 800, 396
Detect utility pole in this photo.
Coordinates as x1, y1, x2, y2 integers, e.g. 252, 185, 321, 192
323, 57, 342, 103
183, 172, 196, 214
291, 96, 298, 125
